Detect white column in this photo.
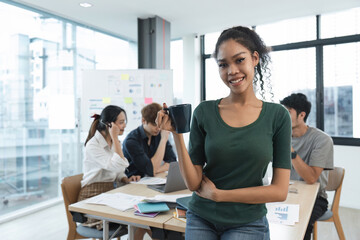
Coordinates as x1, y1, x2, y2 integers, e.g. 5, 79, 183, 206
181, 34, 201, 148
182, 34, 201, 108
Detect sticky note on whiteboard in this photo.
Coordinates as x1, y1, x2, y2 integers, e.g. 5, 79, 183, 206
102, 97, 111, 104
145, 98, 153, 104
121, 74, 130, 80
124, 97, 133, 104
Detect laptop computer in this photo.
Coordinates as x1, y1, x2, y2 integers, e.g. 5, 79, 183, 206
147, 161, 187, 193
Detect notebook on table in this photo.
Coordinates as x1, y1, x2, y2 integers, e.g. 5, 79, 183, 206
136, 202, 170, 213
147, 161, 187, 193
176, 196, 191, 210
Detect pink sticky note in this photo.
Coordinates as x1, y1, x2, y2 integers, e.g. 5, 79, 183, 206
145, 98, 153, 104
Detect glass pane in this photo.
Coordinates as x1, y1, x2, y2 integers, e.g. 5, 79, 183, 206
204, 32, 220, 55
171, 40, 184, 104
76, 27, 137, 70
321, 7, 360, 39
0, 1, 137, 219
323, 42, 360, 137
205, 58, 230, 100
0, 3, 78, 216
270, 48, 316, 127
256, 16, 316, 46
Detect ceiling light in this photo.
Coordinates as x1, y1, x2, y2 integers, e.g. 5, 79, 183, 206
79, 2, 92, 8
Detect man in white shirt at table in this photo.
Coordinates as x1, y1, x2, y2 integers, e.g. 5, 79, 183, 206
280, 93, 334, 240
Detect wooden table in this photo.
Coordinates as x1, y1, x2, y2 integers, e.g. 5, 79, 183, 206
69, 180, 319, 240
163, 181, 319, 240
268, 181, 319, 240
69, 182, 190, 239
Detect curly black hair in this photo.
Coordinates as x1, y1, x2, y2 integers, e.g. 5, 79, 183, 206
213, 26, 272, 100
280, 93, 311, 122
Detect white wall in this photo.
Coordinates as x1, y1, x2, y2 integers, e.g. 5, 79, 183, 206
332, 145, 360, 209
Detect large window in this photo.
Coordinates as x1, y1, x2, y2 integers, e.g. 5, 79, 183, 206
0, 2, 136, 219
256, 16, 316, 46
202, 7, 360, 145
323, 42, 360, 137
270, 48, 317, 127
321, 8, 360, 39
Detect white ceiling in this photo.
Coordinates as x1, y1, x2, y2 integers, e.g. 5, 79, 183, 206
12, 0, 360, 42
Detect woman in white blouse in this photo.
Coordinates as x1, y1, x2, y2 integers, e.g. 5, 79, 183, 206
78, 105, 140, 229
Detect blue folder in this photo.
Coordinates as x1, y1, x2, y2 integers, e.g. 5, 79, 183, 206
136, 202, 170, 213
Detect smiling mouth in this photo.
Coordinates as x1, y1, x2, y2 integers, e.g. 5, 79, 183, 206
229, 77, 244, 84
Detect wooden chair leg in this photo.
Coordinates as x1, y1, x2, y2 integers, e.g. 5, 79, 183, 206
333, 214, 345, 240
313, 221, 318, 240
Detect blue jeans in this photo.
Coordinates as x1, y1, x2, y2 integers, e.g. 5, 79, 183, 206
185, 210, 270, 240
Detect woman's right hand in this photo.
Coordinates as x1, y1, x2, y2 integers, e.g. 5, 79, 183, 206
109, 122, 120, 141
156, 103, 176, 133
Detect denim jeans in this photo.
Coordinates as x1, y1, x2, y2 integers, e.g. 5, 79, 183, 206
185, 210, 270, 240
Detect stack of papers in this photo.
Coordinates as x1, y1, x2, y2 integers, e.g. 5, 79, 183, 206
144, 194, 192, 203
83, 191, 191, 217
84, 192, 145, 211
130, 177, 166, 185
267, 203, 299, 225
134, 210, 159, 218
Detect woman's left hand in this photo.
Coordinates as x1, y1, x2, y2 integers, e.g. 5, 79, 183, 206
195, 175, 219, 202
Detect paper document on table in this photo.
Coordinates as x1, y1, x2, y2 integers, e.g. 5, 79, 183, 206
144, 194, 192, 203
130, 177, 166, 185
266, 203, 299, 225
84, 192, 145, 211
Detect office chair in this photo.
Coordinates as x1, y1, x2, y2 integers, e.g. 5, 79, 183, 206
313, 167, 345, 240
61, 173, 127, 240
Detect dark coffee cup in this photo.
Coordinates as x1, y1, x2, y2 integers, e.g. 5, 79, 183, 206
165, 104, 192, 133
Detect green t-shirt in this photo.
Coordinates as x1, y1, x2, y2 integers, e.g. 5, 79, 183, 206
188, 99, 292, 226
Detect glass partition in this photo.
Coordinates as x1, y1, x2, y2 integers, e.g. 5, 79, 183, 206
0, 2, 136, 218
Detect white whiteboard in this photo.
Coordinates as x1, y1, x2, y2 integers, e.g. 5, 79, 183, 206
81, 69, 173, 133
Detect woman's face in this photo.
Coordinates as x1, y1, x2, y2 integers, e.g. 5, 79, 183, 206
216, 39, 259, 95
114, 111, 127, 135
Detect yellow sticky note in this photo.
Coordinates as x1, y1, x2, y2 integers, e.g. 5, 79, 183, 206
121, 74, 130, 80
102, 97, 111, 104
124, 97, 133, 104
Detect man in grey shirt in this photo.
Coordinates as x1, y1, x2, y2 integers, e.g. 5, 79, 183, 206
281, 93, 333, 240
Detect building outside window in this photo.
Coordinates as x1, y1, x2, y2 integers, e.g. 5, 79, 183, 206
0, 2, 136, 219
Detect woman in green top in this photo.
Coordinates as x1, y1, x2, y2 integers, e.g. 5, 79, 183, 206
156, 26, 291, 240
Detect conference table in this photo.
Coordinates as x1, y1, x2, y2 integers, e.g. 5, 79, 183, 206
163, 181, 320, 240
69, 179, 319, 240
